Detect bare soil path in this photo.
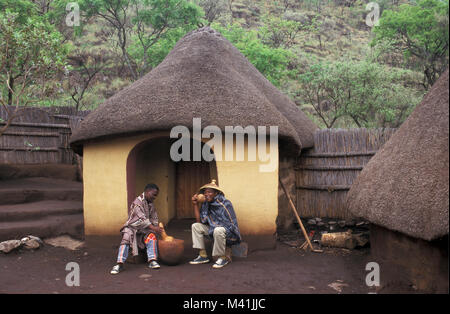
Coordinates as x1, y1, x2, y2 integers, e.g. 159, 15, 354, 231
0, 220, 374, 294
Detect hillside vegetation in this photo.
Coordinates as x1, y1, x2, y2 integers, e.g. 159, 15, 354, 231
1, 0, 448, 129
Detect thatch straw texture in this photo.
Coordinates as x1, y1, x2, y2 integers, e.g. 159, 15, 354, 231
70, 27, 317, 154
346, 69, 449, 241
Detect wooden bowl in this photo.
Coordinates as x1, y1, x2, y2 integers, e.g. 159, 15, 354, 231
158, 238, 185, 265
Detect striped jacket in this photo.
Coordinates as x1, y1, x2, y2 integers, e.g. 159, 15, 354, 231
120, 193, 159, 256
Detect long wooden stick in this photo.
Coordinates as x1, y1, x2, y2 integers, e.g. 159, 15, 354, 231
279, 178, 323, 253
299, 231, 314, 250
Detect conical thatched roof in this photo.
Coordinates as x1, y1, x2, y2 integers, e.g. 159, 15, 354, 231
70, 27, 317, 154
346, 69, 449, 241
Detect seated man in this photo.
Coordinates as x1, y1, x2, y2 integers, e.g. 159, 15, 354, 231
190, 180, 241, 269
110, 183, 163, 274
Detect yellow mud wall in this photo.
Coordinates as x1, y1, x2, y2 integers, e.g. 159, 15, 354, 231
83, 133, 174, 235
214, 138, 279, 243
83, 132, 279, 249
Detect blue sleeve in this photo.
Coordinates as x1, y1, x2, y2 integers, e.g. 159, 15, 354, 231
199, 203, 208, 224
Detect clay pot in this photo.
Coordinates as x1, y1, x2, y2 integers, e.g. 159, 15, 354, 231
158, 238, 185, 265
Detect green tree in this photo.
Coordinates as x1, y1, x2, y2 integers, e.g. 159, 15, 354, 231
259, 15, 303, 48
195, 0, 229, 24
128, 27, 187, 70
371, 0, 449, 89
297, 60, 423, 128
0, 8, 68, 136
212, 23, 293, 87
131, 0, 204, 75
73, 0, 204, 79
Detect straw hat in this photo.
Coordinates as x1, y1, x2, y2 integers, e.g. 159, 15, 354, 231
198, 179, 224, 195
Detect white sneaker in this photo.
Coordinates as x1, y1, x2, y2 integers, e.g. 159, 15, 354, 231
148, 260, 160, 269
110, 264, 124, 275
212, 258, 229, 269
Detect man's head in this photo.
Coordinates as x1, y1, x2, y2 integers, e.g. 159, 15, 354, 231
144, 183, 159, 202
203, 188, 219, 203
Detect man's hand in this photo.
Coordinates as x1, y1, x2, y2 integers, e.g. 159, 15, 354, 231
192, 194, 199, 206
149, 225, 163, 235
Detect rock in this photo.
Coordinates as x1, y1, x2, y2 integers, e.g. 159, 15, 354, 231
328, 281, 349, 293
315, 218, 322, 222
328, 221, 337, 225
22, 239, 41, 250
20, 236, 43, 249
139, 274, 152, 279
307, 219, 317, 225
0, 240, 22, 253
353, 232, 369, 247
338, 220, 346, 228
44, 235, 84, 251
317, 222, 325, 227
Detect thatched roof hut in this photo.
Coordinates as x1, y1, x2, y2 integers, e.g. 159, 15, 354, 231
346, 69, 449, 293
69, 27, 317, 250
70, 27, 317, 155
346, 69, 449, 241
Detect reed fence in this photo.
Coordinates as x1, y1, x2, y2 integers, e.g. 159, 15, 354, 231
0, 106, 89, 164
295, 128, 397, 219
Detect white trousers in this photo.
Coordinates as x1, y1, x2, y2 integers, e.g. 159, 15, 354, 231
191, 222, 226, 258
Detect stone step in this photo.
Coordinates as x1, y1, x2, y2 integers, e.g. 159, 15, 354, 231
0, 200, 83, 222
0, 213, 84, 242
0, 177, 82, 205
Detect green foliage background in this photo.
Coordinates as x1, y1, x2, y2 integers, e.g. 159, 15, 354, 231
0, 0, 448, 129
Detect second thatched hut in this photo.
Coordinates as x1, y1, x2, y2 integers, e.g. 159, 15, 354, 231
346, 69, 449, 293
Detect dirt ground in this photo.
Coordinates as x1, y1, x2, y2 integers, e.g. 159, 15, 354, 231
0, 220, 379, 295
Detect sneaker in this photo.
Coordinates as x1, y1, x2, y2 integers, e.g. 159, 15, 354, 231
189, 255, 210, 264
212, 258, 229, 269
110, 264, 124, 275
148, 260, 160, 269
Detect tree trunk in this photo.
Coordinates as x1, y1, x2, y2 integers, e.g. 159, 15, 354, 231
7, 76, 14, 106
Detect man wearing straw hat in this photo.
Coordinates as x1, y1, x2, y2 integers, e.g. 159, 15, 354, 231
190, 180, 241, 269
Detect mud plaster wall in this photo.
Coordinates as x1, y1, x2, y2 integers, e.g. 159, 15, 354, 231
83, 133, 163, 235
214, 137, 279, 250
82, 133, 279, 250
370, 224, 448, 293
